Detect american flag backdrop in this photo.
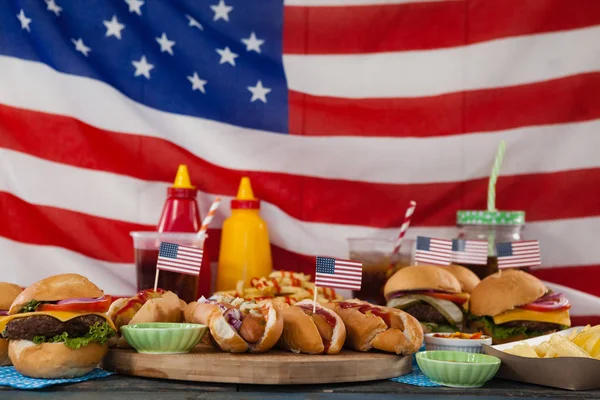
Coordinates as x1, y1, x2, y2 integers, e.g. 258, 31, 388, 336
1, 0, 599, 325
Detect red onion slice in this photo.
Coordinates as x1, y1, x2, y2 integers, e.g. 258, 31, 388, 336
224, 308, 243, 331
0, 310, 8, 316
56, 296, 105, 305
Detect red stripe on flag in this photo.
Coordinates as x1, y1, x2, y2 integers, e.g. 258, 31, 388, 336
531, 266, 600, 298
283, 0, 600, 54
2, 110, 600, 229
570, 316, 600, 327
284, 1, 464, 54
288, 73, 600, 137
0, 191, 145, 263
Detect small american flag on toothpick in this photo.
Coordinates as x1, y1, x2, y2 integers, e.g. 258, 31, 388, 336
315, 256, 362, 291
497, 240, 541, 269
154, 242, 203, 290
415, 236, 452, 265
157, 242, 203, 275
451, 239, 488, 265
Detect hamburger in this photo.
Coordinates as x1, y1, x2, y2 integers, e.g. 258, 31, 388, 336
443, 265, 480, 294
0, 282, 24, 366
0, 274, 116, 378
384, 265, 469, 333
468, 269, 571, 344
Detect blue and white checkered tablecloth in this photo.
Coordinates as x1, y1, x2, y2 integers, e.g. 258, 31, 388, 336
389, 346, 441, 387
0, 367, 114, 389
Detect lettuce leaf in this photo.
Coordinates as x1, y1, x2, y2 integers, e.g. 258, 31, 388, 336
19, 300, 55, 313
33, 322, 115, 349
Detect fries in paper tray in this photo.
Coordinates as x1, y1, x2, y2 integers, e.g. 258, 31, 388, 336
213, 270, 344, 305
483, 325, 600, 390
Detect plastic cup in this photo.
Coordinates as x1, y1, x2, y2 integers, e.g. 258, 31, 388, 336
130, 232, 208, 303
347, 237, 415, 305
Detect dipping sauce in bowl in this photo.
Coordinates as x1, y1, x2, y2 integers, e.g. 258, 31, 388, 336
425, 332, 492, 353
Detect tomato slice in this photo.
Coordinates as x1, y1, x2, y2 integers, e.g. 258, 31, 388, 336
426, 292, 469, 305
39, 296, 112, 313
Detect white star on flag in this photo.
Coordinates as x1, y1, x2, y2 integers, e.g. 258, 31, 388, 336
45, 0, 62, 17
132, 55, 154, 79
156, 33, 175, 55
125, 0, 144, 16
210, 0, 233, 22
16, 9, 32, 32
187, 72, 207, 94
216, 47, 238, 66
71, 38, 91, 57
103, 15, 125, 40
185, 14, 203, 31
247, 80, 271, 103
241, 32, 264, 53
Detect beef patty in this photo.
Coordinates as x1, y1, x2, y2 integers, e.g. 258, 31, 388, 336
403, 303, 448, 325
501, 320, 562, 332
3, 315, 107, 341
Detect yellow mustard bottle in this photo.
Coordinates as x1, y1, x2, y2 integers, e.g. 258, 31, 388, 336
216, 177, 273, 291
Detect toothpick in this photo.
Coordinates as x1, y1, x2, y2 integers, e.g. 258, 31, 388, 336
153, 268, 160, 291
312, 287, 318, 313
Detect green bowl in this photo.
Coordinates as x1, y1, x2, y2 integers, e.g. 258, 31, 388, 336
121, 323, 208, 354
416, 350, 501, 388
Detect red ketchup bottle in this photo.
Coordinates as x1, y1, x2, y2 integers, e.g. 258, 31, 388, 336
157, 165, 211, 301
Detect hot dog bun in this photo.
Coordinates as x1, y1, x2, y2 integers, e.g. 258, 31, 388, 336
187, 296, 283, 353
107, 290, 183, 348
327, 299, 423, 355
276, 300, 346, 355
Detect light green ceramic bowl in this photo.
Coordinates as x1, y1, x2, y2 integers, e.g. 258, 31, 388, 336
121, 323, 207, 354
416, 350, 501, 388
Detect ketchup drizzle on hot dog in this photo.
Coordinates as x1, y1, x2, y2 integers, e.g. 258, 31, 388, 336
296, 304, 337, 328
337, 302, 391, 328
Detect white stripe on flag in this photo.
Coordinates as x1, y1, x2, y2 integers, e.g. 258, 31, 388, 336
157, 260, 201, 272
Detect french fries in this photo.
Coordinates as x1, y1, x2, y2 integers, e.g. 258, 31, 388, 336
214, 270, 344, 305
504, 325, 600, 359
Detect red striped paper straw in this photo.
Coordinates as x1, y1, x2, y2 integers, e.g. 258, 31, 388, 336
388, 201, 417, 273
197, 197, 222, 242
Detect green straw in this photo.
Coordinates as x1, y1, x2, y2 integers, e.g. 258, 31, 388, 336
487, 140, 506, 255
488, 140, 506, 212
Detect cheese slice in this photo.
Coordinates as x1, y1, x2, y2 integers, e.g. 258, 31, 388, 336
493, 308, 571, 326
0, 311, 116, 333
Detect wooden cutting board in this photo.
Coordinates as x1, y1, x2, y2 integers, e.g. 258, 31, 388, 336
102, 345, 412, 385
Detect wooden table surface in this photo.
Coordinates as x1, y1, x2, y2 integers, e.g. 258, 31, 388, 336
2, 375, 600, 399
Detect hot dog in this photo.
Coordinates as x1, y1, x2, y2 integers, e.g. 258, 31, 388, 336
107, 289, 183, 347
185, 295, 283, 353
274, 299, 346, 355
325, 299, 423, 355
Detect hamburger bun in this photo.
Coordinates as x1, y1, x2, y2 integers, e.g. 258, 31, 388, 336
0, 282, 23, 366
469, 269, 547, 317
384, 265, 461, 300
443, 265, 481, 293
8, 340, 107, 379
0, 283, 23, 310
9, 274, 104, 315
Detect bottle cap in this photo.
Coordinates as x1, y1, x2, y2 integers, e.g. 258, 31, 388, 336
457, 210, 525, 225
172, 165, 195, 189
231, 177, 260, 209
